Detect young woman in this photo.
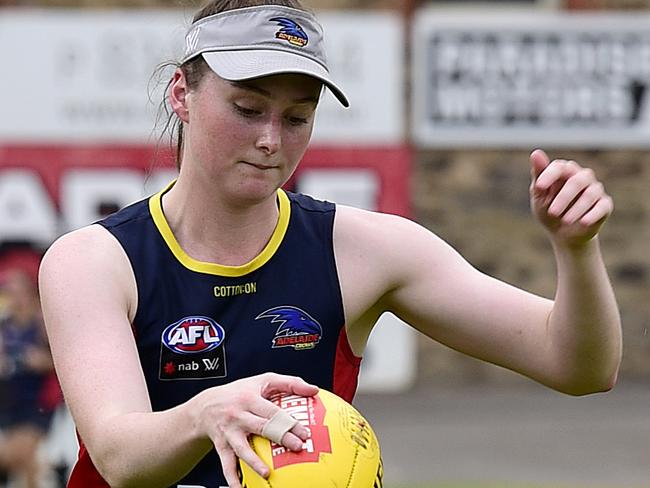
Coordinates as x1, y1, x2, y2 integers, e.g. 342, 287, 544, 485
38, 1, 622, 487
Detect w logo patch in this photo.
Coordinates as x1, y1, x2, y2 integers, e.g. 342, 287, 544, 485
185, 26, 201, 54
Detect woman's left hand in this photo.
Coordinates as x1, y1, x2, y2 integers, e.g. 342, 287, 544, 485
529, 149, 613, 247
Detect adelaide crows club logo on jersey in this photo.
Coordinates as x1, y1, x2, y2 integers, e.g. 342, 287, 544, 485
256, 306, 322, 350
159, 316, 227, 380
270, 17, 308, 47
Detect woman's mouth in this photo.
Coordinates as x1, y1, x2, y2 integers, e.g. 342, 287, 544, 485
242, 161, 278, 170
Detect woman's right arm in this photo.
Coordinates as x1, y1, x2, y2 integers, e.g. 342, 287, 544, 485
39, 225, 316, 488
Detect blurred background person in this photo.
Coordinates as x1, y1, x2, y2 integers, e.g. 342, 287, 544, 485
0, 267, 56, 488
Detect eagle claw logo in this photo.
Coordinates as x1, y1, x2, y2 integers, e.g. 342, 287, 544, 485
270, 17, 309, 47
256, 306, 322, 350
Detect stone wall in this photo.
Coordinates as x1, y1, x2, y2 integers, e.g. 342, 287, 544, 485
412, 149, 650, 384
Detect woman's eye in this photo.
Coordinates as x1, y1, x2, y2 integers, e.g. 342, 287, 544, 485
288, 116, 309, 126
233, 104, 260, 117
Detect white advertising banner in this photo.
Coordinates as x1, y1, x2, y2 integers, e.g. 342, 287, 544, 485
0, 9, 403, 145
412, 10, 650, 148
314, 12, 405, 145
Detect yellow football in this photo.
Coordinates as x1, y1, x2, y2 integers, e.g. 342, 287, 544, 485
239, 388, 383, 488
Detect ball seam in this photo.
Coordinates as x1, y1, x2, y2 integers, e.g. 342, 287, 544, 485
344, 445, 360, 488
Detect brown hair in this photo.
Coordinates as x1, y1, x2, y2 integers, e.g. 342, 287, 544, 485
157, 0, 308, 170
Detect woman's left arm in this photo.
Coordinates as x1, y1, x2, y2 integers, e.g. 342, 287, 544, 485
527, 149, 622, 394
336, 150, 621, 396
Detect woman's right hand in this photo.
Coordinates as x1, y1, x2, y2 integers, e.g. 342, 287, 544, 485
192, 372, 318, 488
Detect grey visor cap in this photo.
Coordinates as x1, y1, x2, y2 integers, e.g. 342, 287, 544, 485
182, 5, 349, 107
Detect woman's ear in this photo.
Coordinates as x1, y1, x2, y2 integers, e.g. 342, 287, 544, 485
169, 68, 190, 123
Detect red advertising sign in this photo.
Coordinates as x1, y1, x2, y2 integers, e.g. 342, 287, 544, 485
0, 144, 411, 275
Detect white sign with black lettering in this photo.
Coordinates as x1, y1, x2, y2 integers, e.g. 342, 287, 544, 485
412, 11, 650, 148
0, 10, 403, 144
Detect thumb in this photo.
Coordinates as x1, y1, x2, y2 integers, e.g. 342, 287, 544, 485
290, 379, 319, 397
529, 148, 550, 181
259, 373, 319, 398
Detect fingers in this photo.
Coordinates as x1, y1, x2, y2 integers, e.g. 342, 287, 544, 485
536, 162, 608, 223
249, 395, 310, 450
533, 158, 581, 192
528, 152, 612, 242
213, 413, 271, 484
261, 409, 299, 444
553, 179, 601, 224
215, 443, 246, 488
216, 398, 308, 482
529, 148, 551, 180
547, 168, 597, 221
258, 372, 319, 399
229, 434, 269, 479
579, 195, 613, 227
200, 374, 318, 483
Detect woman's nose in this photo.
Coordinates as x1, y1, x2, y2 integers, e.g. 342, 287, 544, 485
255, 117, 282, 155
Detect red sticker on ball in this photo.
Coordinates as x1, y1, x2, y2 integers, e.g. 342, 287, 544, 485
269, 394, 332, 469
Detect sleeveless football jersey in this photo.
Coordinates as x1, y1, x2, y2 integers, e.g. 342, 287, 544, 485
67, 184, 362, 488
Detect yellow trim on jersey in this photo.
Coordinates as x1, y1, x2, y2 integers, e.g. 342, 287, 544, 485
149, 181, 291, 277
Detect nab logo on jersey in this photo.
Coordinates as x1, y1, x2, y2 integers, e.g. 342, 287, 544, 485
160, 316, 228, 380
256, 306, 322, 350
162, 316, 225, 354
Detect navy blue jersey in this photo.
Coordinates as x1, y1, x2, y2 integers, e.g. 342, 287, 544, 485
68, 185, 361, 488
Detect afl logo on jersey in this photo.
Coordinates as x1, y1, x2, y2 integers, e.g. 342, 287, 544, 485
162, 316, 225, 355
159, 316, 228, 381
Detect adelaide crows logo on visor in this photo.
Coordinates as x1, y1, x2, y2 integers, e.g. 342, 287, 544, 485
256, 306, 322, 350
270, 17, 308, 47
159, 316, 227, 380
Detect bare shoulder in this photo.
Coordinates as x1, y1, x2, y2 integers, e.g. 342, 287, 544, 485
333, 205, 456, 274
39, 224, 136, 321
42, 224, 117, 260
333, 205, 461, 331
41, 224, 128, 275
334, 205, 424, 248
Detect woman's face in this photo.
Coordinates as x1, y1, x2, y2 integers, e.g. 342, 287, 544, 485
178, 69, 322, 204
